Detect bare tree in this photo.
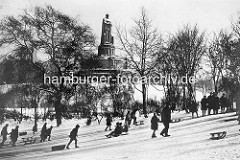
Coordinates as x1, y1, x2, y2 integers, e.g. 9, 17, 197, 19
207, 31, 232, 93
0, 5, 96, 126
164, 25, 206, 110
116, 7, 162, 115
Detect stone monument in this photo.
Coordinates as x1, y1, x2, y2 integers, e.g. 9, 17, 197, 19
98, 14, 116, 68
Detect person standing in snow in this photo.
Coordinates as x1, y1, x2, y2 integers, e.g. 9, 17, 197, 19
10, 125, 19, 146
201, 96, 208, 117
207, 92, 213, 115
151, 112, 160, 138
212, 92, 220, 115
1, 124, 9, 145
125, 111, 132, 127
189, 99, 199, 118
105, 113, 112, 131
160, 102, 171, 137
220, 93, 228, 113
40, 123, 47, 142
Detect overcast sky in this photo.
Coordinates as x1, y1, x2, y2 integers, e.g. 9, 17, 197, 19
1, 0, 240, 37
0, 0, 240, 57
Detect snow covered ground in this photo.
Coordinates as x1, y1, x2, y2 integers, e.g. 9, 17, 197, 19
0, 111, 240, 160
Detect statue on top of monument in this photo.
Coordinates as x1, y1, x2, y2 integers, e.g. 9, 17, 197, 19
103, 14, 111, 25
101, 14, 113, 44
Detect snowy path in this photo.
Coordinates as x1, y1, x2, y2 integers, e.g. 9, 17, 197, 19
0, 112, 240, 160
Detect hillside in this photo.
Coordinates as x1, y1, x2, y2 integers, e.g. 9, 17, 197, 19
0, 111, 239, 160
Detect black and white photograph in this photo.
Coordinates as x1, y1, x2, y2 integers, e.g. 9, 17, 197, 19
1, 0, 240, 159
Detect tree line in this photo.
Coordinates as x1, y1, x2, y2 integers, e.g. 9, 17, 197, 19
0, 6, 240, 126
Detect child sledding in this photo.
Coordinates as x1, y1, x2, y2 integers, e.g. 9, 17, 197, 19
105, 122, 128, 138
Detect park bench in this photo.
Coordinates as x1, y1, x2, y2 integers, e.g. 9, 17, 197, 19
210, 131, 227, 140
52, 144, 66, 151
22, 136, 36, 145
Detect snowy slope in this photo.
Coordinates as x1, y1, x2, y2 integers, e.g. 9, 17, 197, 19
0, 111, 240, 160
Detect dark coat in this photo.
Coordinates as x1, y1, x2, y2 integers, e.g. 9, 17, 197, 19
212, 96, 220, 109
41, 124, 47, 135
220, 96, 228, 108
161, 107, 171, 123
207, 95, 213, 109
189, 100, 198, 112
114, 124, 123, 135
151, 115, 159, 130
1, 125, 8, 137
106, 116, 112, 126
10, 128, 18, 141
69, 128, 78, 139
201, 97, 208, 110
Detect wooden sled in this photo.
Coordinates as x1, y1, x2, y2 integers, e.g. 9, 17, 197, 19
210, 131, 227, 140
105, 132, 128, 138
135, 120, 144, 126
171, 119, 181, 123
22, 136, 36, 145
52, 144, 66, 151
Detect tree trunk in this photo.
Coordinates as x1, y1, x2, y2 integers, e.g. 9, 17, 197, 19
20, 95, 23, 123
214, 85, 218, 93
55, 93, 62, 126
142, 83, 147, 115
183, 84, 188, 113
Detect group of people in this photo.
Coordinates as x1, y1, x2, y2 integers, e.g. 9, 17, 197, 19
151, 102, 171, 138
40, 123, 53, 142
105, 122, 128, 138
104, 109, 144, 138
201, 93, 230, 116
0, 93, 231, 149
0, 124, 19, 147
0, 122, 53, 148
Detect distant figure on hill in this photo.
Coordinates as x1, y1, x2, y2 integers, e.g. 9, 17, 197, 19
212, 93, 220, 114
151, 112, 160, 138
160, 102, 171, 137
105, 114, 112, 131
66, 124, 80, 149
189, 99, 199, 118
220, 93, 228, 113
1, 124, 9, 146
201, 96, 208, 117
207, 92, 214, 115
10, 125, 19, 146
